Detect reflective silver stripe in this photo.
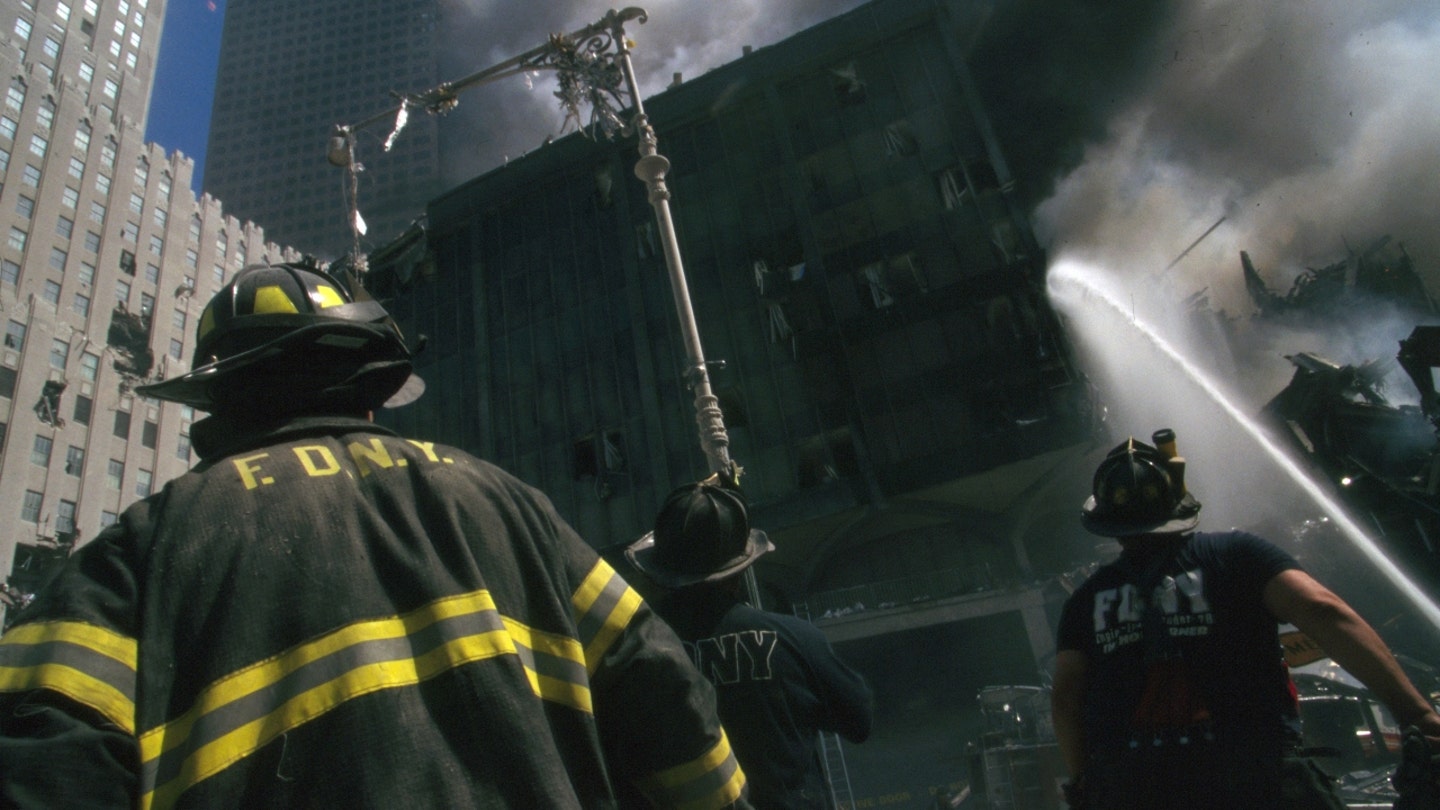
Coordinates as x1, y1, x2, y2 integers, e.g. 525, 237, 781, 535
0, 621, 137, 733
504, 617, 593, 713
572, 560, 642, 672
637, 730, 747, 810
140, 591, 512, 808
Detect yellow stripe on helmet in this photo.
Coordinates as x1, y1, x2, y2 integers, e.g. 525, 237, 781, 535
311, 284, 345, 309
251, 285, 301, 315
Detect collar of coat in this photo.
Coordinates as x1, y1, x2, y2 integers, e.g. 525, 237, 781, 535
191, 412, 394, 463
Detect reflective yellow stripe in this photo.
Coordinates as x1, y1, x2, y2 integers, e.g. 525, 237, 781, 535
0, 621, 137, 733
136, 589, 597, 809
140, 590, 505, 766
572, 559, 644, 673
636, 729, 747, 810
196, 304, 216, 344
251, 285, 300, 314
502, 616, 592, 713
2, 621, 137, 666
142, 629, 514, 810
311, 284, 345, 308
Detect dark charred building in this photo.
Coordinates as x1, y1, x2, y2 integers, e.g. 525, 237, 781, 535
370, 0, 1098, 804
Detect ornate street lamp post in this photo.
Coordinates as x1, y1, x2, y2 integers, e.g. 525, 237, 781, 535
330, 7, 735, 480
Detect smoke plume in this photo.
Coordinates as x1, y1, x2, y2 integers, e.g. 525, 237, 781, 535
1034, 0, 1440, 337
434, 0, 868, 184
1040, 1, 1440, 622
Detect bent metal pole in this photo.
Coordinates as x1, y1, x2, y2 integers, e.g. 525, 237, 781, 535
608, 9, 735, 479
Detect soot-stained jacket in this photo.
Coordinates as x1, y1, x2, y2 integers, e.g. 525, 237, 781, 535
0, 414, 747, 809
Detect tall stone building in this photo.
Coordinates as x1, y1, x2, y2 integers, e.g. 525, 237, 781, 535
203, 0, 442, 259
0, 0, 298, 626
364, 0, 1100, 802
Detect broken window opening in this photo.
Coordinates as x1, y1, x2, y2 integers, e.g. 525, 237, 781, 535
797, 428, 861, 489
573, 430, 626, 480
107, 304, 154, 379
887, 253, 928, 298
35, 380, 66, 427
963, 157, 1002, 194
119, 249, 136, 275
766, 301, 795, 352
861, 263, 895, 309
754, 259, 806, 301
938, 167, 966, 210
859, 253, 927, 311
831, 62, 866, 106
882, 121, 918, 158
602, 431, 625, 473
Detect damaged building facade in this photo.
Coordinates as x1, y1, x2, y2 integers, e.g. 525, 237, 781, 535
0, 0, 298, 626
369, 0, 1097, 803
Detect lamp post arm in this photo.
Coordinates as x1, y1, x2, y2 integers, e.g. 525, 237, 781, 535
610, 13, 735, 480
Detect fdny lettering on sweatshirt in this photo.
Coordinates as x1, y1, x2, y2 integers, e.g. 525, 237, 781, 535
1090, 570, 1214, 653
684, 630, 780, 685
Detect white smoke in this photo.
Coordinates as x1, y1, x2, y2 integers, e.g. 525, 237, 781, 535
1038, 0, 1440, 410
434, 0, 867, 183
1042, 1, 1440, 619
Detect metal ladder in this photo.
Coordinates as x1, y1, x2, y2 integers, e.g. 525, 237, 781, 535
818, 731, 856, 809
797, 600, 856, 809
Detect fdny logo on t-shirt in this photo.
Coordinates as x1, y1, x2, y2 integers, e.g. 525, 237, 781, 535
684, 630, 779, 684
1091, 570, 1215, 653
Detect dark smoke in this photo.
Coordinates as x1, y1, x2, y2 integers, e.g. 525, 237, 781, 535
427, 0, 1440, 383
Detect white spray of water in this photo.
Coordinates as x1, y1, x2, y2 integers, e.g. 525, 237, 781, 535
1049, 257, 1440, 630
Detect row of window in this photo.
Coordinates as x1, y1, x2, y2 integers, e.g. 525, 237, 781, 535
28, 419, 177, 466
4, 308, 189, 371
0, 140, 240, 328
12, 0, 149, 81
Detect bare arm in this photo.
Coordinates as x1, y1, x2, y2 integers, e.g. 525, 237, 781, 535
1263, 569, 1440, 736
1052, 649, 1089, 779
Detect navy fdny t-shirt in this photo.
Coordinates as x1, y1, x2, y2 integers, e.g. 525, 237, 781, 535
1056, 531, 1302, 753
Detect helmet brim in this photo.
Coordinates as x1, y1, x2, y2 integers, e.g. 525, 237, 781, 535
1080, 493, 1201, 538
624, 529, 774, 589
136, 320, 415, 411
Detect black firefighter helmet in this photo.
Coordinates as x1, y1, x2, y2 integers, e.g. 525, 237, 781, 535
626, 476, 775, 589
136, 262, 424, 415
1081, 430, 1201, 538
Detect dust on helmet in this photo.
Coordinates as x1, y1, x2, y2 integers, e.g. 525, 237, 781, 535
1080, 432, 1201, 537
135, 262, 423, 415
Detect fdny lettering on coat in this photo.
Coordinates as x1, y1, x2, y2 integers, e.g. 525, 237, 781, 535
684, 630, 779, 685
1091, 570, 1214, 653
232, 439, 455, 490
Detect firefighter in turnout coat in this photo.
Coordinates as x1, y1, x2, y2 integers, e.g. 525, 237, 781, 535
0, 263, 748, 809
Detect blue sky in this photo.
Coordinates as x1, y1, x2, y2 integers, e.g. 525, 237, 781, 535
144, 0, 225, 193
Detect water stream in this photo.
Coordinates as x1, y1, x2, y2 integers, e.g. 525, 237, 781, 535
1047, 257, 1440, 631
